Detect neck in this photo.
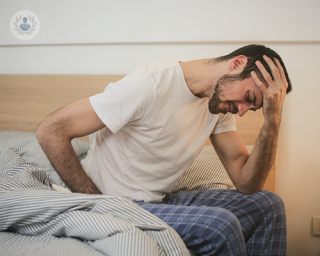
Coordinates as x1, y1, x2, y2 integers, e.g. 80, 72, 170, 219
179, 58, 227, 98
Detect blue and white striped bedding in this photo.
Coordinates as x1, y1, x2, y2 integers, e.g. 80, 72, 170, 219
0, 132, 191, 256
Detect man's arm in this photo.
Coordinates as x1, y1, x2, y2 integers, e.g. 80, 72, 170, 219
210, 56, 288, 194
36, 98, 106, 194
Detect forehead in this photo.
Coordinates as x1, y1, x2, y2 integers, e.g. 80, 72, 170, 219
239, 77, 257, 89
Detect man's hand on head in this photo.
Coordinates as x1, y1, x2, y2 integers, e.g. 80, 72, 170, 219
250, 55, 288, 124
221, 55, 289, 193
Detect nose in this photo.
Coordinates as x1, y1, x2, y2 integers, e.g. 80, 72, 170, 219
238, 103, 250, 117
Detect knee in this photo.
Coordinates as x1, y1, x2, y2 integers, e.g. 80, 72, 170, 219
187, 208, 242, 241
255, 190, 286, 217
185, 208, 245, 255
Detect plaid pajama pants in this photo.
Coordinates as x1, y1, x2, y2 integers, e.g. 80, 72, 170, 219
135, 189, 286, 256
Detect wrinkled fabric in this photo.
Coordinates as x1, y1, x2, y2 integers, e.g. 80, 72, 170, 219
0, 147, 190, 256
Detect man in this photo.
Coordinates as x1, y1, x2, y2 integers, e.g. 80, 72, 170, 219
37, 44, 292, 255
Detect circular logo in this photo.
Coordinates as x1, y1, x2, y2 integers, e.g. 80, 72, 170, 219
10, 10, 40, 40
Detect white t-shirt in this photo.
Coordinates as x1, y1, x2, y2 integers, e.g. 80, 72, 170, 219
87, 61, 236, 203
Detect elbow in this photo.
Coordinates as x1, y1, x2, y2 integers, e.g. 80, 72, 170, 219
36, 121, 45, 143
235, 181, 263, 195
36, 117, 60, 146
236, 185, 262, 195
36, 120, 52, 147
237, 187, 262, 195
36, 117, 71, 147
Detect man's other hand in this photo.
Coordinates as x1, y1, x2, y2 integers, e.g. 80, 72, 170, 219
250, 55, 288, 124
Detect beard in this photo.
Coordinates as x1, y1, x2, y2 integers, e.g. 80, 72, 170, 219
208, 74, 241, 114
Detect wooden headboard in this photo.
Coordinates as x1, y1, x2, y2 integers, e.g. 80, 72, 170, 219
0, 75, 276, 192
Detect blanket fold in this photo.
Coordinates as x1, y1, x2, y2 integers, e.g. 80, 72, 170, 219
0, 147, 190, 256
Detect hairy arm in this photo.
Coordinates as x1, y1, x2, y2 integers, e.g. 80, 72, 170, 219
211, 123, 278, 194
211, 56, 288, 194
36, 98, 106, 194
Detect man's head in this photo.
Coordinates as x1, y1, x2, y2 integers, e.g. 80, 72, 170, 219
208, 44, 292, 115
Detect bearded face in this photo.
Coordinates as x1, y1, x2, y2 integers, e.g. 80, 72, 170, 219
208, 74, 241, 114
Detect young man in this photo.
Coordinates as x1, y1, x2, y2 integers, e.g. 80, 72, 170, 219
37, 44, 292, 255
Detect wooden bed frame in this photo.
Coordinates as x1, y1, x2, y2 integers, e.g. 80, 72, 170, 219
0, 75, 277, 193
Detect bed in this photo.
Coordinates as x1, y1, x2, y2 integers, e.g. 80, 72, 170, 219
0, 75, 277, 255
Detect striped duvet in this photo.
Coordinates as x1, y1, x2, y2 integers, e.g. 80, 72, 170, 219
0, 142, 190, 255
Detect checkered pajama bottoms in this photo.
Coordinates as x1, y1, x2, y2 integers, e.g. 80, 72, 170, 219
135, 189, 286, 256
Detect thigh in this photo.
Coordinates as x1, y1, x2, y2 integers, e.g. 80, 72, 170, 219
163, 189, 285, 221
135, 201, 246, 256
164, 189, 282, 210
163, 189, 286, 255
164, 190, 285, 219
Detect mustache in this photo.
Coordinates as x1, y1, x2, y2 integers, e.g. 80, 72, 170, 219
208, 99, 238, 114
227, 101, 239, 114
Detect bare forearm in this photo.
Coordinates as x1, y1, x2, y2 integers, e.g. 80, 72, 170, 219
37, 133, 102, 194
239, 55, 289, 193
239, 119, 280, 194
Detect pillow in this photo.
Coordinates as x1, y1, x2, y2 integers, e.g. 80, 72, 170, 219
0, 131, 89, 188
171, 145, 254, 193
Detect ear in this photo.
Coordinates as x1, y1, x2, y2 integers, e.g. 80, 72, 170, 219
229, 55, 248, 72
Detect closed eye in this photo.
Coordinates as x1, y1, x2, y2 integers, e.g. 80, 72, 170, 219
246, 91, 250, 102
247, 91, 257, 112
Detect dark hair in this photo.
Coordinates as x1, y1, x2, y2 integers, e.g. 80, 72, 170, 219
215, 44, 292, 93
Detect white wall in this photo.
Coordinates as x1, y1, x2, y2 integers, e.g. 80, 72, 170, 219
1, 1, 320, 255
1, 0, 320, 46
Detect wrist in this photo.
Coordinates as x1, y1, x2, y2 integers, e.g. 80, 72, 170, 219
262, 119, 280, 138
264, 109, 281, 125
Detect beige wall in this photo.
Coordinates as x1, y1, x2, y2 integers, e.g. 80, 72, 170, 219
1, 1, 320, 255
276, 44, 320, 255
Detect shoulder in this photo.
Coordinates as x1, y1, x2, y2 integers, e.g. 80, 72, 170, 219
117, 61, 181, 94
131, 62, 180, 76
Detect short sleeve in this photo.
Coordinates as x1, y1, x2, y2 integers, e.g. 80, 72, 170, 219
211, 113, 237, 134
89, 73, 156, 134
